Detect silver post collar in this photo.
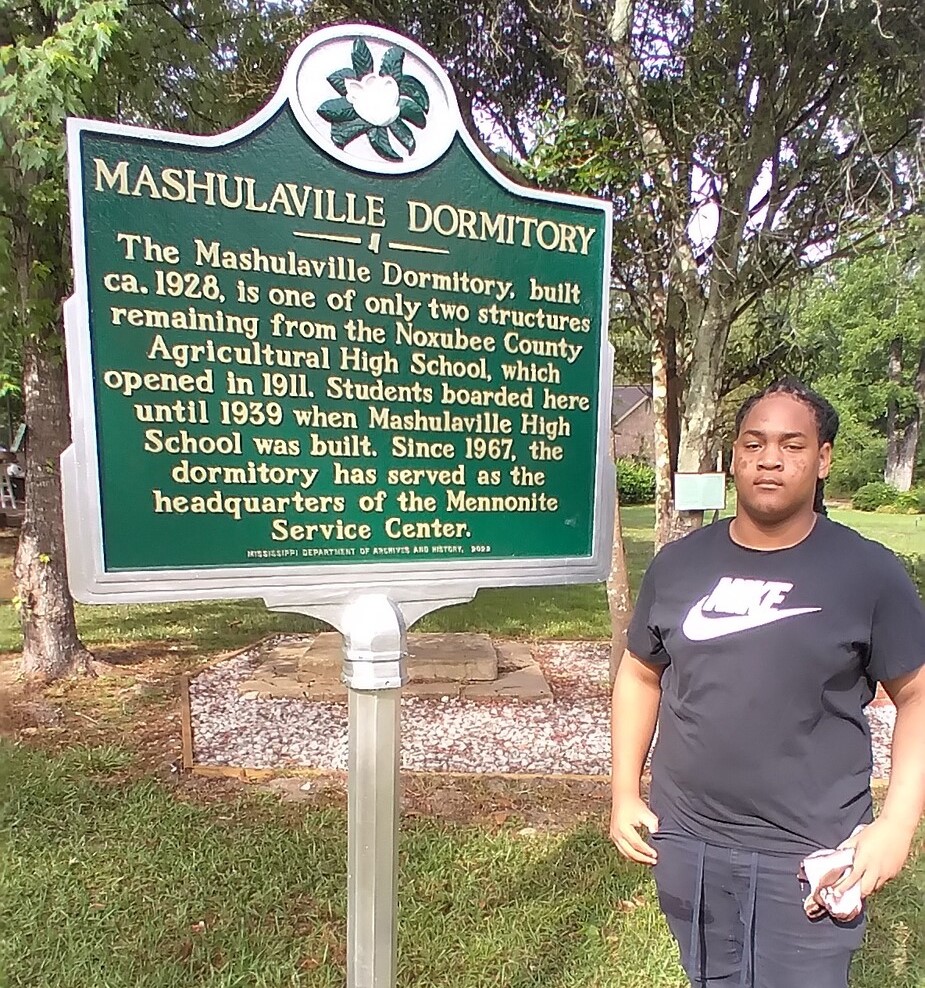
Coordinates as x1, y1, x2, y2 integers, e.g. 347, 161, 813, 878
340, 594, 408, 691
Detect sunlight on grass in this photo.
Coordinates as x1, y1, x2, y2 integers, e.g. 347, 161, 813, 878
0, 505, 920, 653
0, 742, 920, 988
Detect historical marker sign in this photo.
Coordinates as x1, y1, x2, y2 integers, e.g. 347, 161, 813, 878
63, 25, 614, 606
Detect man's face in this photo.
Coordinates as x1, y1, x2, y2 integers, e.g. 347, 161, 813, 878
732, 393, 831, 524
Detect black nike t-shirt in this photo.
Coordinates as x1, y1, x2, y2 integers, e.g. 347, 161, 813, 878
627, 516, 925, 856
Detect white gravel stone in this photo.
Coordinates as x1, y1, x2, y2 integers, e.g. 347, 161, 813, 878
188, 638, 894, 779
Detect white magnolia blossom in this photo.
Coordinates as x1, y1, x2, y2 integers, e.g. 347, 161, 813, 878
344, 73, 401, 127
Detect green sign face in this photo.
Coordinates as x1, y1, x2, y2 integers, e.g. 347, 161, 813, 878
63, 25, 614, 604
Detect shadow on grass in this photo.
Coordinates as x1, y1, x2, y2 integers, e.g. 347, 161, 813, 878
417, 584, 610, 640
0, 598, 328, 656
71, 599, 326, 654
398, 822, 681, 988
851, 854, 924, 988
2, 743, 921, 988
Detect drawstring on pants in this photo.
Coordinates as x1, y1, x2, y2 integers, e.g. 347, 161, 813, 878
688, 842, 706, 985
740, 851, 759, 988
688, 845, 760, 988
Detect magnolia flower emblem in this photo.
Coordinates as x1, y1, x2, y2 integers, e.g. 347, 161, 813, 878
318, 38, 430, 161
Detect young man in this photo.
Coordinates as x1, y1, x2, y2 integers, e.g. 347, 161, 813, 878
610, 378, 925, 988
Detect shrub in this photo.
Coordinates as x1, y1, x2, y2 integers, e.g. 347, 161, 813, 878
897, 553, 925, 596
827, 452, 886, 498
822, 408, 886, 498
852, 482, 899, 512
894, 488, 925, 513
860, 486, 925, 514
616, 458, 656, 505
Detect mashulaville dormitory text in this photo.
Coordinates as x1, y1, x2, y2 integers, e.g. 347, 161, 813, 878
93, 159, 599, 255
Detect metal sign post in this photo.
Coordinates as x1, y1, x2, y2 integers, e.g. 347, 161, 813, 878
341, 596, 407, 988
272, 593, 463, 988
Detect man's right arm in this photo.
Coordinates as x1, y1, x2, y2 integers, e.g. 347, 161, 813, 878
610, 649, 663, 865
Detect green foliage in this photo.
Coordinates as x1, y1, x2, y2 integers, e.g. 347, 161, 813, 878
898, 553, 925, 595
0, 2, 126, 168
796, 222, 925, 485
616, 459, 655, 505
0, 1, 126, 249
874, 488, 925, 515
825, 402, 887, 497
827, 453, 886, 499
898, 489, 925, 513
850, 484, 925, 514
852, 482, 900, 512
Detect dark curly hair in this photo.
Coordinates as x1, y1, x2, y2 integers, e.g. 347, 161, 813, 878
735, 377, 839, 515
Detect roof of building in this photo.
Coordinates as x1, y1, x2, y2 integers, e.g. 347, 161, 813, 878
612, 385, 651, 423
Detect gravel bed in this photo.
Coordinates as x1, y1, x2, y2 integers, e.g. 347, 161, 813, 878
189, 638, 894, 779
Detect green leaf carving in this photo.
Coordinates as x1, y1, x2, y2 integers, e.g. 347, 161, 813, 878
351, 37, 374, 78
331, 118, 372, 149
368, 126, 402, 161
390, 118, 416, 153
399, 98, 426, 128
399, 75, 429, 113
380, 46, 405, 79
317, 97, 358, 123
326, 68, 356, 96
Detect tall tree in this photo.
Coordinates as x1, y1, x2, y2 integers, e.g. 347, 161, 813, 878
1, 1, 127, 679
795, 225, 925, 490
324, 1, 923, 546
521, 0, 924, 545
0, 0, 298, 679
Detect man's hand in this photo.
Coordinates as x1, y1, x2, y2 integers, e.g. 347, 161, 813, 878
812, 819, 914, 921
610, 795, 659, 865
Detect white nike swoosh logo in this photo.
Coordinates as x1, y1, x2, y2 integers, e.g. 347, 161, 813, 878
682, 597, 822, 641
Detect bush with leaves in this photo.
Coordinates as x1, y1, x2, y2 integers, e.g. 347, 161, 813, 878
826, 426, 886, 498
873, 488, 925, 514
616, 458, 656, 505
852, 482, 899, 512
897, 553, 925, 596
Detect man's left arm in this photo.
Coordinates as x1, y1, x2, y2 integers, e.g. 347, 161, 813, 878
834, 665, 925, 902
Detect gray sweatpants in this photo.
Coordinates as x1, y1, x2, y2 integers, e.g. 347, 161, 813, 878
651, 833, 866, 988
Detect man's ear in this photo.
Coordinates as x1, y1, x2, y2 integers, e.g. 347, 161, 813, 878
818, 443, 832, 480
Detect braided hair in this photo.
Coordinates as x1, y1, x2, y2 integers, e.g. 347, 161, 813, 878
734, 377, 839, 515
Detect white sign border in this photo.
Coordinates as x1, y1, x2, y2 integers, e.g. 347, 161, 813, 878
62, 24, 615, 610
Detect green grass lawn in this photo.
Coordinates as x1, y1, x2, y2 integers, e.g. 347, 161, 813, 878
0, 505, 919, 651
826, 504, 925, 554
1, 742, 921, 988
2, 509, 923, 986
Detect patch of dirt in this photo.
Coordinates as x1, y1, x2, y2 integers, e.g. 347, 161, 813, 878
245, 770, 610, 831
90, 643, 193, 666
0, 650, 187, 775
1, 643, 615, 834
404, 773, 610, 829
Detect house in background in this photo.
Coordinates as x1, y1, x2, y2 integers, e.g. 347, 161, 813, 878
612, 385, 654, 461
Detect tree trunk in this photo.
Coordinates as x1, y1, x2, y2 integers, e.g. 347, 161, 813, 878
913, 347, 925, 480
884, 336, 916, 491
607, 434, 632, 684
884, 422, 918, 491
13, 277, 93, 682
666, 327, 681, 473
652, 318, 673, 552
666, 376, 716, 541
